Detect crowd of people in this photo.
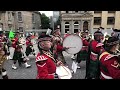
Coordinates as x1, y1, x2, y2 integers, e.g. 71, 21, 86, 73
0, 27, 120, 79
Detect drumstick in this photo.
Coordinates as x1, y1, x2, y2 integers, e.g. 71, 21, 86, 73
60, 64, 70, 75
56, 60, 70, 74
67, 47, 76, 48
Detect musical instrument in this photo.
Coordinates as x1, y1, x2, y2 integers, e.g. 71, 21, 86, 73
46, 28, 52, 35
56, 65, 72, 79
19, 37, 26, 45
31, 39, 36, 45
63, 34, 83, 54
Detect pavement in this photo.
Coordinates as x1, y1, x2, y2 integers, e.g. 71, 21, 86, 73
0, 39, 86, 79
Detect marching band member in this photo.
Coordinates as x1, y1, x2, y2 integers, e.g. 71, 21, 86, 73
0, 32, 10, 57
71, 30, 81, 60
86, 31, 104, 79
0, 38, 8, 79
11, 34, 31, 70
52, 28, 69, 65
76, 30, 89, 69
25, 35, 35, 61
36, 34, 63, 79
99, 36, 120, 79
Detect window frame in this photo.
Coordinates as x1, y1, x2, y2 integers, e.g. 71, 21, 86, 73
94, 17, 101, 25
107, 17, 115, 25
18, 12, 23, 22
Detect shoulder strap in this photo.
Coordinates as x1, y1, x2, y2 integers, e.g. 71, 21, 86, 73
99, 52, 110, 73
99, 52, 109, 61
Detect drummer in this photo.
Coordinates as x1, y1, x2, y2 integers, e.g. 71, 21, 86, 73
52, 28, 69, 65
36, 34, 63, 79
76, 30, 89, 69
99, 36, 120, 79
25, 35, 35, 61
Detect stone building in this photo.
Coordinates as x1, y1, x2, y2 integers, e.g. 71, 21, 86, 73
0, 11, 41, 32
60, 11, 120, 36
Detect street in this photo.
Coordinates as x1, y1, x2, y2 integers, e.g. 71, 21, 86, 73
0, 40, 86, 79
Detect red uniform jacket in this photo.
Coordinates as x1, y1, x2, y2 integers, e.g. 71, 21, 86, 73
12, 37, 19, 49
26, 39, 33, 47
90, 40, 104, 61
81, 38, 89, 51
99, 51, 120, 79
36, 52, 56, 79
56, 44, 64, 52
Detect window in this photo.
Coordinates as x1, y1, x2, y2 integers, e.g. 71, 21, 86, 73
108, 11, 116, 13
8, 24, 12, 29
94, 11, 102, 13
94, 17, 101, 25
32, 13, 35, 23
12, 12, 15, 16
74, 21, 79, 25
65, 22, 69, 25
65, 29, 69, 33
19, 27, 23, 32
65, 22, 69, 33
8, 12, 11, 21
84, 11, 87, 12
75, 11, 78, 13
93, 28, 99, 30
65, 25, 69, 28
66, 11, 69, 13
74, 21, 79, 29
107, 17, 115, 25
74, 29, 78, 33
18, 12, 22, 21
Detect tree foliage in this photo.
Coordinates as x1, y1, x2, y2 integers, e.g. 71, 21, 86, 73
41, 13, 50, 29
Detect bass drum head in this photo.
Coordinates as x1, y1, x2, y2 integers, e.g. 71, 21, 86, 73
63, 34, 83, 54
56, 65, 72, 79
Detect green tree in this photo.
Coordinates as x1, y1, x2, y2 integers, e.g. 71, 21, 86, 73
41, 13, 50, 29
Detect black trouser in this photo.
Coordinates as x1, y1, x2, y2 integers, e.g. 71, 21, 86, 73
13, 50, 26, 66
76, 51, 81, 63
25, 45, 35, 56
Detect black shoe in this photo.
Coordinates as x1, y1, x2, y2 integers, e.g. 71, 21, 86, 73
2, 75, 8, 79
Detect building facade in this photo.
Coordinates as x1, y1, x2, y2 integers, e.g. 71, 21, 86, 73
0, 11, 16, 31
60, 11, 120, 36
0, 11, 41, 32
53, 11, 60, 22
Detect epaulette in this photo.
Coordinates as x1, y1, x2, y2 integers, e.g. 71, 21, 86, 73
99, 51, 118, 61
99, 52, 109, 60
96, 43, 104, 47
36, 55, 48, 62
104, 54, 117, 61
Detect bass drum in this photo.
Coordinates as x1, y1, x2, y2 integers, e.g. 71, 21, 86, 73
56, 65, 72, 79
63, 34, 83, 54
